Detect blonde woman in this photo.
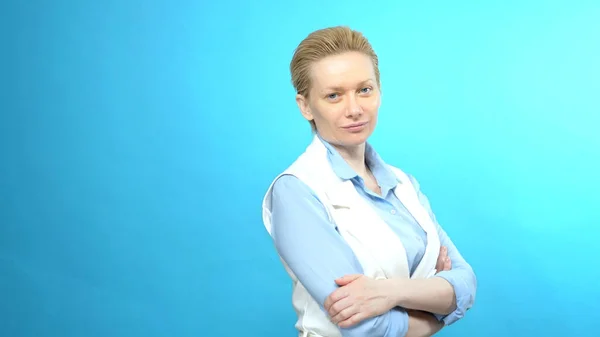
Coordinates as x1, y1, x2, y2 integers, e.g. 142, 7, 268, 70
261, 26, 477, 337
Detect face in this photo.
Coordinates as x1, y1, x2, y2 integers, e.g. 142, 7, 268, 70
296, 51, 381, 149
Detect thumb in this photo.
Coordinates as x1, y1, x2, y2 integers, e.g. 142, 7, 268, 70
335, 274, 362, 285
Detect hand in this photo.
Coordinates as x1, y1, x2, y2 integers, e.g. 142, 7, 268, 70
436, 246, 451, 273
323, 274, 395, 328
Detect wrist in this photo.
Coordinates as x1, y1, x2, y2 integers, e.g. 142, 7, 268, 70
383, 277, 414, 307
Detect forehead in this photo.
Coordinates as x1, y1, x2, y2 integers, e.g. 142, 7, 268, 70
309, 52, 376, 91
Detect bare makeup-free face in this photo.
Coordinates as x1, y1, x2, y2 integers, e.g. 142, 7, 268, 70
296, 51, 381, 148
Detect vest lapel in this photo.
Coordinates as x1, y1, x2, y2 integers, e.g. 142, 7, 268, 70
392, 181, 440, 278
325, 179, 412, 279
302, 136, 438, 280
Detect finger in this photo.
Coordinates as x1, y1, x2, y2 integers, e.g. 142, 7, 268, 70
338, 312, 367, 328
327, 296, 352, 318
440, 246, 447, 258
335, 274, 362, 286
436, 247, 447, 271
436, 255, 445, 269
329, 299, 355, 323
443, 257, 451, 271
324, 289, 349, 311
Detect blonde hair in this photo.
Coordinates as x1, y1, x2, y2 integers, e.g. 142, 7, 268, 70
290, 26, 381, 131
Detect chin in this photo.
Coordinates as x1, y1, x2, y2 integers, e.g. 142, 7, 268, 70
337, 130, 372, 146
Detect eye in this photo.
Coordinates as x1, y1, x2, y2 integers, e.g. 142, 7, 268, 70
327, 93, 339, 100
359, 87, 372, 94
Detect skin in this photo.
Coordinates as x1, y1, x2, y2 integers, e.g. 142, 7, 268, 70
326, 247, 454, 327
295, 51, 456, 336
296, 51, 381, 193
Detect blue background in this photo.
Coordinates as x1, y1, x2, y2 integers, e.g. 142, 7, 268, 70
1, 0, 599, 336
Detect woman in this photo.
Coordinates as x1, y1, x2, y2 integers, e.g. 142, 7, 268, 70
261, 26, 477, 337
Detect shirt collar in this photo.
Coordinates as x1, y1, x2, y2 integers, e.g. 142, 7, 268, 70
317, 134, 401, 189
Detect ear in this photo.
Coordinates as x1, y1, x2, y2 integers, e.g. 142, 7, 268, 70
296, 94, 314, 122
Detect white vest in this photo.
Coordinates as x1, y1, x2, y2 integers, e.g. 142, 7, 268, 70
262, 136, 441, 337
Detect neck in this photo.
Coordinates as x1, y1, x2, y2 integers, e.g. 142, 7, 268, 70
332, 142, 369, 178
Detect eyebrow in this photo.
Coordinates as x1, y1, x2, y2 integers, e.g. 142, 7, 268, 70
322, 79, 374, 93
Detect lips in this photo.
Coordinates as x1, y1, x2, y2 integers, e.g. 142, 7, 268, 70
342, 121, 368, 129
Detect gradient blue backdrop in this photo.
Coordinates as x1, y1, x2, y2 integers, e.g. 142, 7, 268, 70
1, 1, 599, 336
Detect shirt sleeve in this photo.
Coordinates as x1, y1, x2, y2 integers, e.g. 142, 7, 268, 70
270, 174, 410, 337
407, 175, 478, 325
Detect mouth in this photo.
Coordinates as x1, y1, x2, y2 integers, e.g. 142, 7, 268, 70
342, 121, 368, 131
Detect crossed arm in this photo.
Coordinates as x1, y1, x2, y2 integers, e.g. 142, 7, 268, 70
270, 174, 477, 337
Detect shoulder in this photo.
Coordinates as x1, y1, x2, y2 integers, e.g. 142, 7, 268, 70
271, 173, 331, 209
269, 144, 331, 198
271, 174, 313, 198
267, 163, 335, 223
269, 173, 334, 230
264, 137, 336, 212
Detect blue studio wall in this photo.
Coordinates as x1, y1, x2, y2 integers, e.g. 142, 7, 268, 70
1, 1, 599, 336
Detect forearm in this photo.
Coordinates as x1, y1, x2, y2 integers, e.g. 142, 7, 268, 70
271, 176, 410, 337
405, 310, 443, 337
386, 277, 457, 315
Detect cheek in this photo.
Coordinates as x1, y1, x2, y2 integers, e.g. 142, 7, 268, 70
315, 105, 345, 124
361, 98, 380, 114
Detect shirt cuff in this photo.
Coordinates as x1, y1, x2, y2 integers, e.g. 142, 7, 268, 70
432, 271, 473, 325
386, 308, 410, 337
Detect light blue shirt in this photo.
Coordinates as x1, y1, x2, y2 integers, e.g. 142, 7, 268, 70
270, 136, 477, 337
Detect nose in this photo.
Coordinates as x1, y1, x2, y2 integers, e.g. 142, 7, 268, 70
345, 94, 363, 118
